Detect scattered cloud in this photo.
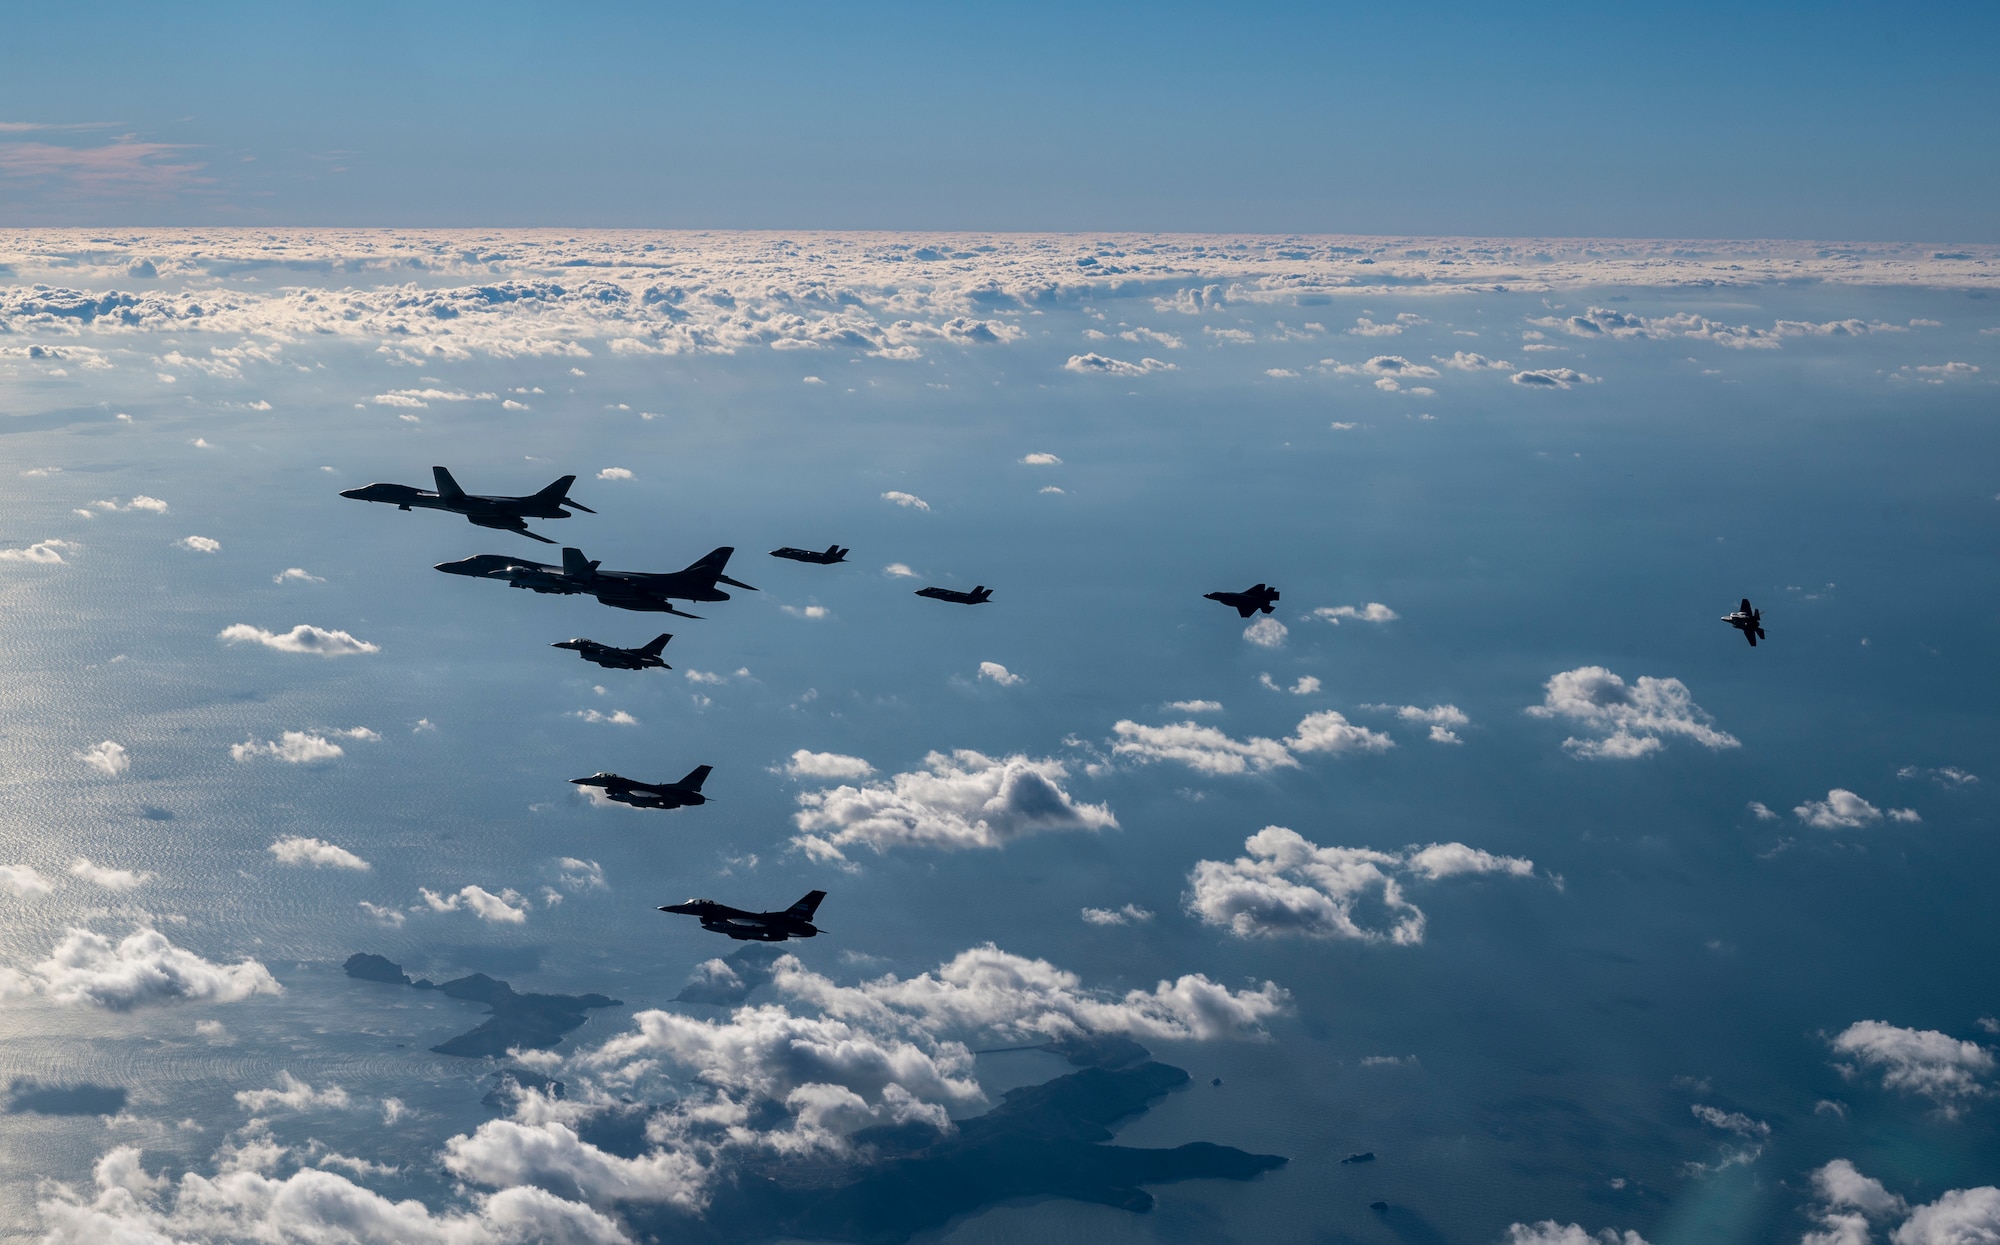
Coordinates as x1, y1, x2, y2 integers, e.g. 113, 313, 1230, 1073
1020, 452, 1062, 465
784, 750, 875, 780
1748, 801, 1779, 821
597, 467, 634, 481
880, 490, 930, 510
268, 837, 369, 870
781, 605, 830, 620
1526, 666, 1738, 758
1259, 674, 1319, 695
1500, 1223, 1652, 1245
69, 859, 152, 890
1314, 603, 1398, 624
74, 740, 129, 776
272, 567, 323, 583
217, 623, 378, 656
1900, 764, 1978, 787
1286, 711, 1395, 755
791, 750, 1116, 861
89, 496, 170, 514
571, 709, 640, 726
1187, 826, 1534, 944
0, 539, 76, 563
235, 1072, 350, 1114
1830, 1020, 1994, 1111
1794, 789, 1919, 829
1081, 904, 1154, 926
1164, 699, 1223, 713
1348, 313, 1426, 337
1363, 703, 1470, 744
1064, 352, 1176, 376
1243, 617, 1288, 648
977, 661, 1023, 687
175, 535, 220, 553
0, 926, 279, 1009
230, 732, 345, 764
420, 885, 530, 924
1111, 720, 1297, 775
883, 562, 920, 578
0, 864, 52, 896
1436, 351, 1513, 371
1511, 368, 1600, 389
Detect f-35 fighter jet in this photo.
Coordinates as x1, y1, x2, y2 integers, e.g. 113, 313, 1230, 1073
1721, 598, 1766, 647
1204, 583, 1280, 618
340, 466, 593, 543
571, 764, 712, 809
915, 585, 992, 605
552, 633, 672, 670
434, 546, 755, 617
658, 890, 826, 941
771, 544, 849, 565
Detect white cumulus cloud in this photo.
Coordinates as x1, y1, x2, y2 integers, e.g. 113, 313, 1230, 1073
1243, 617, 1288, 648
1363, 703, 1471, 744
1315, 603, 1398, 624
1020, 452, 1062, 465
235, 1071, 351, 1114
977, 661, 1023, 687
74, 740, 130, 776
3, 926, 280, 1009
218, 623, 379, 656
1829, 1020, 1994, 1110
792, 751, 1116, 861
69, 859, 153, 890
1187, 826, 1534, 945
0, 864, 52, 896
176, 535, 220, 553
784, 750, 874, 780
1795, 789, 1918, 829
1285, 711, 1395, 755
1110, 720, 1297, 775
880, 490, 930, 510
1081, 904, 1153, 926
1526, 666, 1737, 758
272, 567, 324, 583
268, 837, 369, 870
231, 732, 345, 764
597, 467, 633, 481
421, 885, 530, 924
0, 539, 76, 563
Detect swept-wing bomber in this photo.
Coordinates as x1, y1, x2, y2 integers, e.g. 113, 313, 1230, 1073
435, 546, 755, 617
658, 891, 826, 941
341, 466, 592, 543
571, 764, 712, 809
1721, 598, 1766, 647
552, 633, 672, 670
915, 585, 992, 605
771, 544, 849, 565
1204, 583, 1280, 618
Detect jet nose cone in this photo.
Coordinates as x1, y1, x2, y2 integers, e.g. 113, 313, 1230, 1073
338, 487, 365, 499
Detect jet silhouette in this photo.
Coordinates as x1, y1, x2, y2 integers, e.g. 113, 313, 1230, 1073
571, 764, 712, 809
1721, 598, 1766, 647
552, 633, 672, 670
340, 466, 592, 543
1205, 583, 1280, 618
915, 585, 992, 605
659, 890, 826, 941
434, 546, 755, 617
771, 544, 849, 565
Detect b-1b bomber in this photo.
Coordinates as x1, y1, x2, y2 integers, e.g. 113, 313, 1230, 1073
1205, 583, 1280, 618
341, 466, 593, 544
658, 891, 826, 941
571, 764, 713, 810
771, 544, 849, 565
435, 546, 755, 617
553, 633, 672, 670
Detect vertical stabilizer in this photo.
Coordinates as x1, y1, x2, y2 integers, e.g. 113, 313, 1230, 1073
786, 890, 827, 920
641, 633, 673, 657
677, 764, 713, 791
433, 466, 466, 500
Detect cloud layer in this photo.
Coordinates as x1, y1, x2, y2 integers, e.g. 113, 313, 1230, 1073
792, 751, 1116, 861
1526, 666, 1737, 758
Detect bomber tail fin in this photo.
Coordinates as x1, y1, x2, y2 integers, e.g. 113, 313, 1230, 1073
433, 466, 466, 500
786, 890, 827, 920
561, 547, 601, 579
534, 475, 579, 506
641, 633, 673, 657
677, 764, 713, 791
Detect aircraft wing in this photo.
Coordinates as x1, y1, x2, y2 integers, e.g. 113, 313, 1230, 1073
1745, 630, 1757, 647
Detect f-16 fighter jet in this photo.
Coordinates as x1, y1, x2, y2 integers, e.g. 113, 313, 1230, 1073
552, 633, 672, 671
1204, 583, 1280, 618
434, 546, 755, 617
915, 584, 992, 605
341, 466, 593, 543
658, 890, 826, 941
571, 764, 712, 809
1721, 598, 1766, 647
771, 544, 849, 565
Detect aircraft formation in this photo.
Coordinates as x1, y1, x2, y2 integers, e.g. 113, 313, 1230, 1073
347, 466, 1766, 941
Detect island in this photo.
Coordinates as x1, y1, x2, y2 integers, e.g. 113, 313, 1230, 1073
342, 953, 621, 1057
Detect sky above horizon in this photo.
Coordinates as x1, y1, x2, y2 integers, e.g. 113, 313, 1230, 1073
2, 1, 1999, 238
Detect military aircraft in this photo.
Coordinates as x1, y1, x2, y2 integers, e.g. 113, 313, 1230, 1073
1721, 598, 1766, 647
434, 546, 755, 617
340, 466, 593, 544
1204, 583, 1280, 618
658, 890, 826, 941
571, 764, 712, 809
771, 544, 849, 565
915, 585, 992, 605
552, 633, 672, 670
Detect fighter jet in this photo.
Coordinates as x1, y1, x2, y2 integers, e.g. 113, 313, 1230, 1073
340, 466, 593, 544
434, 546, 755, 617
658, 890, 826, 941
1204, 583, 1280, 618
1721, 598, 1766, 647
552, 633, 672, 671
771, 544, 849, 565
571, 764, 712, 809
915, 585, 992, 605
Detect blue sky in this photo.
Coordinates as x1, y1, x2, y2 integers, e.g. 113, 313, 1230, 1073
2, 1, 1997, 236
